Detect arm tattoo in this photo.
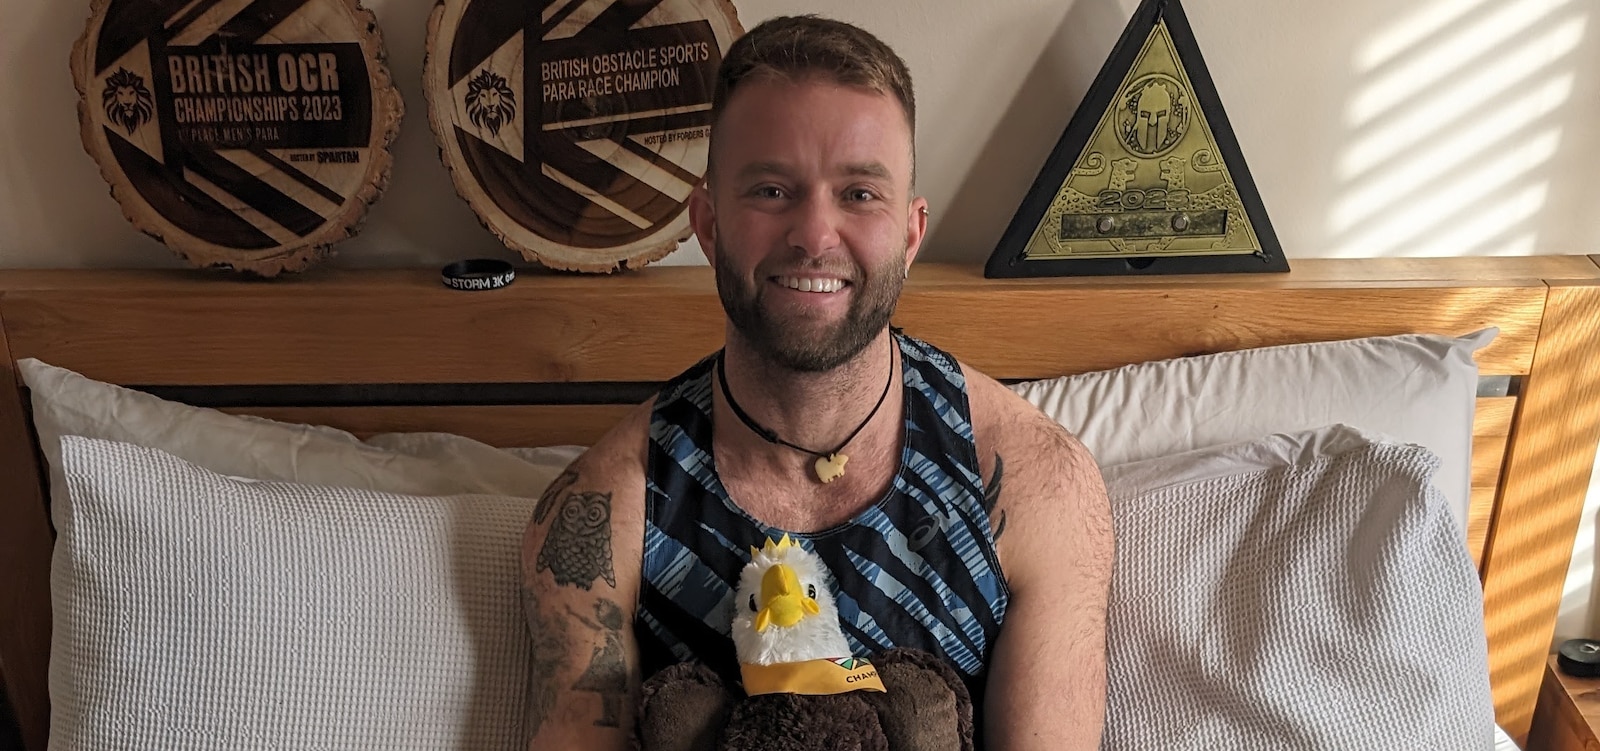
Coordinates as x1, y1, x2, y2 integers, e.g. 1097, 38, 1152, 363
533, 467, 579, 525
568, 600, 629, 728
536, 489, 617, 590
983, 452, 1007, 541
522, 585, 569, 739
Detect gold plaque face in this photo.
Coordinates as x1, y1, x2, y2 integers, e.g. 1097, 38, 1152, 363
987, 0, 1285, 277
1021, 21, 1259, 261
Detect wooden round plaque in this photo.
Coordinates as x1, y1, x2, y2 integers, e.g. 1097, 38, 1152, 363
424, 0, 742, 273
71, 0, 404, 276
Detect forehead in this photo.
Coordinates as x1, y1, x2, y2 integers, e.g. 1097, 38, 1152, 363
711, 76, 913, 180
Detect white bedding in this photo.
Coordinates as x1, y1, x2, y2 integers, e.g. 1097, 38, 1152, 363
23, 356, 1520, 749
1101, 426, 1495, 749
50, 436, 540, 749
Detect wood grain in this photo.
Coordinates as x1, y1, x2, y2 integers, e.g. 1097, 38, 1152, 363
1469, 487, 1498, 570
1472, 402, 1514, 489
896, 285, 1542, 378
1472, 439, 1510, 489
1475, 397, 1516, 446
915, 254, 1600, 286
69, 0, 404, 276
0, 307, 52, 751
421, 0, 743, 272
1479, 280, 1600, 743
1529, 657, 1600, 751
1469, 397, 1517, 567
0, 263, 1547, 387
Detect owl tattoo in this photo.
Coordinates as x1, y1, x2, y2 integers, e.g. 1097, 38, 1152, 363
536, 489, 617, 590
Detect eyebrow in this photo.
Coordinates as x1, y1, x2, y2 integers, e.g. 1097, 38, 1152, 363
842, 162, 892, 180
733, 161, 895, 181
736, 162, 792, 181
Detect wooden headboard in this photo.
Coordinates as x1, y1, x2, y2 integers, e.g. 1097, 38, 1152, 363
3, 256, 1598, 748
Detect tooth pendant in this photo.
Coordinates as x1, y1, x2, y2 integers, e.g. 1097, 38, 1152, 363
814, 453, 849, 483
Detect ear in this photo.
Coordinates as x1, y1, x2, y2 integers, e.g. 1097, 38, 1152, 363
689, 183, 717, 264
903, 195, 929, 272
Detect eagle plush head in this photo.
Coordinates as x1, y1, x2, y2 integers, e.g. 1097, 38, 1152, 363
731, 534, 852, 666
636, 534, 974, 751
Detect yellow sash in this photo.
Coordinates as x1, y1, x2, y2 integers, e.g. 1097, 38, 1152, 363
740, 657, 888, 696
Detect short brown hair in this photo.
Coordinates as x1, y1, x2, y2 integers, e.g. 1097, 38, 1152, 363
709, 15, 917, 176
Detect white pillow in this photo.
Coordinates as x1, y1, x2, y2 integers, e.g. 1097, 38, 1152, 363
1099, 425, 1495, 749
1009, 330, 1496, 532
18, 358, 583, 518
50, 435, 540, 750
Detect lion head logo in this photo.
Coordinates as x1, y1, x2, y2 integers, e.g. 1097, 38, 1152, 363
102, 68, 155, 136
465, 70, 517, 136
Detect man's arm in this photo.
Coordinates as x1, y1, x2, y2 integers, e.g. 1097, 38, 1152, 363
520, 408, 648, 750
980, 397, 1115, 750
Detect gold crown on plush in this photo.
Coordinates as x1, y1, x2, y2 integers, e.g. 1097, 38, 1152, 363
749, 533, 799, 558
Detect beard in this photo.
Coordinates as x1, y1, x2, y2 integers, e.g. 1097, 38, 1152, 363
713, 238, 905, 373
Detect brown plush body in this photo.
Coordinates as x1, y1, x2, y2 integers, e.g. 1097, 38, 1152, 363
636, 648, 974, 751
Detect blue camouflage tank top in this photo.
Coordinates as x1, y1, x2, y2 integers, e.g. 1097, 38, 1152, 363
637, 331, 1010, 707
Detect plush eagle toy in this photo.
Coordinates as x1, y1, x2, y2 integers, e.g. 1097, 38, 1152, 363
636, 535, 975, 751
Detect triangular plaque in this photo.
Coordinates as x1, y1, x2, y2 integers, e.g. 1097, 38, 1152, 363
985, 0, 1288, 277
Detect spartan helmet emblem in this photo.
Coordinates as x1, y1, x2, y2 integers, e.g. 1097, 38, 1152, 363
102, 67, 155, 136
1119, 74, 1189, 157
465, 70, 517, 136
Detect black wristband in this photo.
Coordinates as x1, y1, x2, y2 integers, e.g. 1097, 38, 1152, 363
1560, 639, 1600, 677
441, 259, 515, 291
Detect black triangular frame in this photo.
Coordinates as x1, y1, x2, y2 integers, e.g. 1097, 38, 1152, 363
984, 0, 1288, 278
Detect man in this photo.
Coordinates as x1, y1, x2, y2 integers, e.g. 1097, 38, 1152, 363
520, 14, 1113, 750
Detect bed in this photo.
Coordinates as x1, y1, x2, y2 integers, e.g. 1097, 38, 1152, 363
1, 256, 1598, 749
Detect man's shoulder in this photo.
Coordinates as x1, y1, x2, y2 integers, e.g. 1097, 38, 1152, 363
576, 345, 711, 472
567, 400, 654, 497
949, 356, 1110, 597
953, 356, 1101, 490
955, 358, 1066, 436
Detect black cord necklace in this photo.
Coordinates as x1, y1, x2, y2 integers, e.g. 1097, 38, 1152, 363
716, 345, 896, 484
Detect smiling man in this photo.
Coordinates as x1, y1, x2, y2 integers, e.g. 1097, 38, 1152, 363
520, 15, 1113, 750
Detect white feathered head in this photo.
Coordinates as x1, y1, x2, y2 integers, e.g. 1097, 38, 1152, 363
731, 534, 852, 666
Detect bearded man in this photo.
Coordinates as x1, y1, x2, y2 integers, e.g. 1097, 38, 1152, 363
520, 14, 1113, 750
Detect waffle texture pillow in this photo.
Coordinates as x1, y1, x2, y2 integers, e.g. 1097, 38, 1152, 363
1009, 330, 1496, 534
1099, 425, 1495, 749
18, 357, 583, 515
50, 435, 544, 750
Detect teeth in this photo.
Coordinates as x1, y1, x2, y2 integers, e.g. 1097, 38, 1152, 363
778, 277, 843, 293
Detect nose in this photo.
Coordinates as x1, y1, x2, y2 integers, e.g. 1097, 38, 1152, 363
785, 192, 842, 257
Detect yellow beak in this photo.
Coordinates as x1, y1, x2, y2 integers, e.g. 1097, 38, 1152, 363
755, 563, 821, 632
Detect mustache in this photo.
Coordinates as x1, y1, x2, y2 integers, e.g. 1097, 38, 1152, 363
759, 261, 862, 282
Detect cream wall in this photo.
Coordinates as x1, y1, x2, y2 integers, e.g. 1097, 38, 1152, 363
5, 0, 1598, 268
3, 0, 1598, 637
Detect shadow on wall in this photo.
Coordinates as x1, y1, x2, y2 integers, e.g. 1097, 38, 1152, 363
0, 1, 188, 268
0, 680, 21, 751
1323, 0, 1589, 257
1557, 444, 1600, 646
920, 0, 1129, 265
